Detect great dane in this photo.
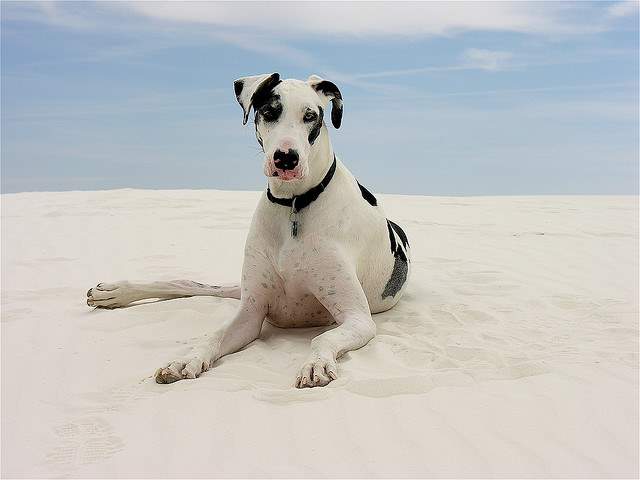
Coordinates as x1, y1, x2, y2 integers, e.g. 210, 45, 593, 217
86, 73, 411, 388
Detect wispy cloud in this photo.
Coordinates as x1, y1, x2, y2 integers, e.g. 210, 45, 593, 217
2, 1, 628, 83
375, 81, 639, 103
4, 1, 617, 37
607, 0, 640, 18
1, 1, 106, 30
124, 1, 606, 36
209, 31, 314, 68
1, 2, 315, 68
462, 48, 514, 71
338, 49, 513, 82
341, 48, 589, 81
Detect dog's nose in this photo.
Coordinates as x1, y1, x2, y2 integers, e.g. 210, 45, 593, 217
273, 149, 299, 170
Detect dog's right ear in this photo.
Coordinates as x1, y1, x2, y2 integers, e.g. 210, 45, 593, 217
234, 73, 281, 125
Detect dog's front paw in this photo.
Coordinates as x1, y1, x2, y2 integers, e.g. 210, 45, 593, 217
155, 357, 210, 384
295, 353, 338, 388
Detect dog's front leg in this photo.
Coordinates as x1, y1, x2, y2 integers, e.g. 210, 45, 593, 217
155, 248, 272, 384
154, 299, 266, 383
295, 247, 376, 388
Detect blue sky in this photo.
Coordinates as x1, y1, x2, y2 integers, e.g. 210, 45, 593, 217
1, 1, 638, 195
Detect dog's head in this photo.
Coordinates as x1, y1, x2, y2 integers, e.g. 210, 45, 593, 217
234, 73, 342, 182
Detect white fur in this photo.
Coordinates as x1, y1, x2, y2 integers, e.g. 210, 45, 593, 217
87, 75, 410, 388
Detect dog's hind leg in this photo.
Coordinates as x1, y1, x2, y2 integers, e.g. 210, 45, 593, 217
86, 280, 241, 309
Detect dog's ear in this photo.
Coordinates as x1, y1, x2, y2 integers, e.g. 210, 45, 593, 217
234, 73, 281, 125
307, 75, 343, 129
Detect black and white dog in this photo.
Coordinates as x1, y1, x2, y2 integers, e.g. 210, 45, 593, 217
87, 73, 410, 388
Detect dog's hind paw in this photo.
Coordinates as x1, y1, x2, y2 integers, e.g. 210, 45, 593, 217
86, 281, 136, 309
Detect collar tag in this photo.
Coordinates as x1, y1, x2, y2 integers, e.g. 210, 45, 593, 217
290, 198, 299, 237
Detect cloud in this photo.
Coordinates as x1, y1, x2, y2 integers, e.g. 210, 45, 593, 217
124, 2, 606, 36
1, 1, 103, 30
1, 2, 625, 77
209, 31, 314, 67
5, 1, 611, 37
331, 46, 635, 84
1, 2, 315, 69
338, 48, 519, 81
607, 0, 639, 18
369, 81, 639, 106
462, 49, 514, 71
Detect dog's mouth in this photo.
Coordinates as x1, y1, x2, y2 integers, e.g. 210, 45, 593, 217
272, 169, 301, 181
265, 162, 303, 181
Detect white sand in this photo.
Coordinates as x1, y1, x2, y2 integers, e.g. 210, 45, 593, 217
1, 189, 638, 478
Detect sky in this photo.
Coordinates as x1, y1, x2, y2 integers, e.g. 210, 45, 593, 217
1, 1, 638, 195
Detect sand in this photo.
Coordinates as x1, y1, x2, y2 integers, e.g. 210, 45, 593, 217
1, 189, 638, 478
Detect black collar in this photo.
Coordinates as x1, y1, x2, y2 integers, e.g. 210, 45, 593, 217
266, 156, 337, 212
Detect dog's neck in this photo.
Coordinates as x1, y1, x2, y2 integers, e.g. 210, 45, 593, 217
267, 126, 334, 198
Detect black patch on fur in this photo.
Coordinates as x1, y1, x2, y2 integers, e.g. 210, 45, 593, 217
311, 80, 343, 128
387, 221, 397, 253
386, 220, 407, 262
251, 73, 281, 112
382, 255, 408, 299
382, 219, 410, 298
388, 219, 409, 249
256, 98, 283, 123
233, 80, 244, 98
330, 102, 343, 129
357, 181, 377, 206
308, 106, 324, 144
314, 80, 342, 100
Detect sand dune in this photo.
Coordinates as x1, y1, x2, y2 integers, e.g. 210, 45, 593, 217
1, 189, 638, 478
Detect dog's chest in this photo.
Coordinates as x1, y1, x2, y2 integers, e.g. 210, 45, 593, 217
263, 241, 334, 328
266, 289, 332, 328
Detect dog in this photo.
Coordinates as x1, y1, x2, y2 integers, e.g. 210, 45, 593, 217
86, 73, 411, 388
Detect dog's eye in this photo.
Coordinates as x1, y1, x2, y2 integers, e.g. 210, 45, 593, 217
303, 111, 317, 122
261, 108, 277, 121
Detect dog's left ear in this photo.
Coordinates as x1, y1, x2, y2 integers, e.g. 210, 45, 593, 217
307, 75, 343, 129
234, 73, 281, 125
